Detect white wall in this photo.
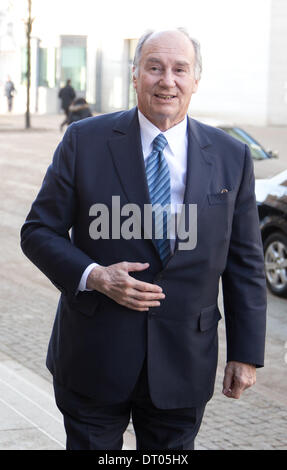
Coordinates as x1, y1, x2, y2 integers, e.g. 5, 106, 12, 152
186, 0, 272, 125
37, 87, 58, 114
267, 0, 287, 125
93, 0, 273, 124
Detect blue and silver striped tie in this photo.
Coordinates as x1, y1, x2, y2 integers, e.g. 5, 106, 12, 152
145, 133, 171, 266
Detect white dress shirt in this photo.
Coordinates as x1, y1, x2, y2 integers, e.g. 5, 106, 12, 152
78, 110, 189, 291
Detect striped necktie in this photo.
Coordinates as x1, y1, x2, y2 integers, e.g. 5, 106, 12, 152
145, 133, 171, 265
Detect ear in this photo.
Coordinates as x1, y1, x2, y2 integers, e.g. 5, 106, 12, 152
132, 66, 137, 90
192, 79, 199, 95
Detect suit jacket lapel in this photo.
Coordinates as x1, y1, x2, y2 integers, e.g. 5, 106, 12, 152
174, 117, 214, 253
184, 117, 214, 210
108, 107, 150, 208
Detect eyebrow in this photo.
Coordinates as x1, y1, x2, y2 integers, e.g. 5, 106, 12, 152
145, 57, 191, 67
174, 61, 191, 67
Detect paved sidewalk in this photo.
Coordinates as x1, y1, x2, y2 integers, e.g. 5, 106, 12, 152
0, 351, 65, 450
0, 113, 287, 450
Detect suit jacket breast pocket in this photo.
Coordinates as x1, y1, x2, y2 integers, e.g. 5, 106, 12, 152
204, 190, 235, 244
207, 189, 235, 205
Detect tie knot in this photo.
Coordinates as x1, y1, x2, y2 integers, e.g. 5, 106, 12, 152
153, 133, 168, 153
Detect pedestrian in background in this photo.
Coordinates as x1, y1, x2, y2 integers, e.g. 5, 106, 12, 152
60, 97, 93, 130
68, 98, 93, 123
58, 79, 76, 130
5, 77, 16, 112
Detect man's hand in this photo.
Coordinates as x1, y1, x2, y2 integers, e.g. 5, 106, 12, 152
86, 262, 165, 311
222, 361, 256, 399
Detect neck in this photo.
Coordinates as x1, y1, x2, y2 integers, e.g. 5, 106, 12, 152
138, 109, 186, 132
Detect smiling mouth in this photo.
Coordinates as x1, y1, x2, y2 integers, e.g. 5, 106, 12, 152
154, 94, 176, 101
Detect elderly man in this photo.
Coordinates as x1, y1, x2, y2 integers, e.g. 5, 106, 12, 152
21, 29, 266, 450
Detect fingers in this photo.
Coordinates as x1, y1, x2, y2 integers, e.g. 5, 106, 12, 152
131, 279, 164, 294
94, 261, 166, 311
119, 261, 164, 294
116, 295, 163, 311
115, 282, 165, 311
123, 297, 163, 311
131, 290, 165, 301
223, 362, 256, 399
124, 262, 150, 272
222, 367, 233, 397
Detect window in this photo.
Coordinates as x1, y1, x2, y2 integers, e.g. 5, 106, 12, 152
126, 38, 138, 108
60, 36, 87, 91
38, 48, 48, 86
21, 47, 27, 84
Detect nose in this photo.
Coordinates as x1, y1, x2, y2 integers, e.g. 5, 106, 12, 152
159, 70, 176, 88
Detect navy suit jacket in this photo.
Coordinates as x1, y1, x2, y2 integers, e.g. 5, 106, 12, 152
21, 107, 266, 409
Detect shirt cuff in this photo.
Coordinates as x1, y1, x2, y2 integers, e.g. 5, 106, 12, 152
78, 263, 99, 291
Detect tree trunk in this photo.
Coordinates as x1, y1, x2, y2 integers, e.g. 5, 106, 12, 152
25, 0, 32, 129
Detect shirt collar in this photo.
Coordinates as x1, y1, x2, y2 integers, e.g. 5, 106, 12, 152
137, 109, 188, 157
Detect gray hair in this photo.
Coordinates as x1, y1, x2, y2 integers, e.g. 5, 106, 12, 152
133, 28, 202, 81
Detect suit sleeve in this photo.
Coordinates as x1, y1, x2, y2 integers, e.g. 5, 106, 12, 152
20, 123, 95, 297
221, 144, 267, 367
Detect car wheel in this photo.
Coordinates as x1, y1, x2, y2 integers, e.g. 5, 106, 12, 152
263, 232, 287, 298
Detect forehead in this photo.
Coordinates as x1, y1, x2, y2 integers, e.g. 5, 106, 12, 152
140, 31, 195, 64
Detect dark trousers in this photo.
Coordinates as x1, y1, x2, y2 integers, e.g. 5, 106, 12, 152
60, 107, 70, 130
7, 97, 13, 112
53, 361, 205, 450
